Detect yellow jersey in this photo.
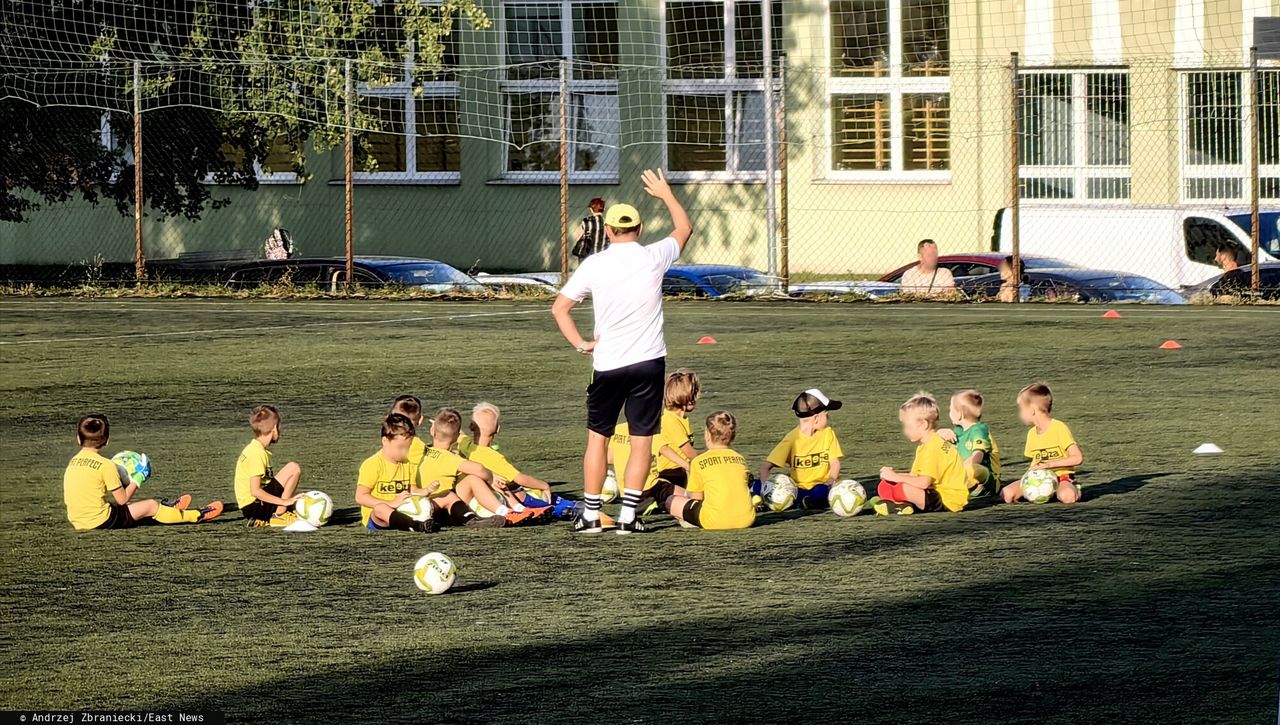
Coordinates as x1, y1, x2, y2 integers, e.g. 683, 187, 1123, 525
654, 410, 693, 473
687, 448, 755, 530
357, 451, 415, 525
911, 432, 970, 512
766, 426, 844, 489
1024, 419, 1078, 476
467, 443, 520, 485
609, 423, 659, 490
64, 449, 123, 530
234, 439, 274, 508
418, 445, 466, 495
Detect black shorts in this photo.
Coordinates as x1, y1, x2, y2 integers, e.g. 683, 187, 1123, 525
96, 502, 138, 530
586, 357, 665, 437
922, 488, 945, 512
680, 499, 703, 528
656, 468, 688, 490
240, 479, 284, 521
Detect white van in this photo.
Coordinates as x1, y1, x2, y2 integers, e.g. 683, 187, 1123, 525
992, 206, 1280, 289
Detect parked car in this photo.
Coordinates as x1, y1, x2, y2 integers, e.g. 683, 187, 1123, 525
959, 267, 1186, 304
224, 256, 483, 293
472, 272, 557, 293
662, 265, 775, 298
1185, 263, 1280, 300
879, 253, 1079, 283
509, 271, 563, 287
788, 280, 901, 299
992, 206, 1280, 289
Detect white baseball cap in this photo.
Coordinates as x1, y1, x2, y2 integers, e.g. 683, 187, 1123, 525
792, 388, 843, 418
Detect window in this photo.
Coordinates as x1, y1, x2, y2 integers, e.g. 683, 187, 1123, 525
1181, 70, 1280, 202
354, 6, 461, 182
828, 0, 950, 179
501, 1, 619, 180
219, 136, 301, 184
1018, 70, 1130, 201
663, 0, 782, 181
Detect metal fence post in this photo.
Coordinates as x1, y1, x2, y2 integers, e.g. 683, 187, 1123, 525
778, 54, 789, 293
344, 58, 355, 292
560, 58, 569, 281
132, 60, 145, 284
1249, 46, 1260, 295
763, 0, 777, 281
1010, 52, 1022, 297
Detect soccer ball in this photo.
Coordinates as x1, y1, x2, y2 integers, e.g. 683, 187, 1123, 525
763, 474, 797, 512
601, 470, 620, 503
413, 552, 457, 595
828, 480, 867, 517
294, 490, 333, 527
1021, 469, 1058, 504
111, 451, 151, 486
397, 495, 435, 522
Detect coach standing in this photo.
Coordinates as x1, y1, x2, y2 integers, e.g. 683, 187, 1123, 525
552, 169, 693, 534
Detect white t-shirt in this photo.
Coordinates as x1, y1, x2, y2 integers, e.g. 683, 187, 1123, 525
899, 265, 955, 295
559, 237, 681, 371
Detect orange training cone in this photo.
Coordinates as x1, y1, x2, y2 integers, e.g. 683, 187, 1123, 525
697, 336, 717, 345
1159, 340, 1183, 350
1102, 310, 1121, 319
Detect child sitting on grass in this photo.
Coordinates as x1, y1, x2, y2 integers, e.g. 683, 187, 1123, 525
759, 389, 845, 508
1002, 383, 1084, 504
660, 411, 755, 531
418, 407, 538, 527
874, 392, 970, 515
234, 404, 304, 528
356, 413, 440, 532
652, 369, 701, 490
938, 390, 1001, 498
462, 402, 571, 520
65, 413, 221, 530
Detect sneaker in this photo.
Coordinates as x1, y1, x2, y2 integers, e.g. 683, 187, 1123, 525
598, 512, 616, 529
246, 518, 270, 528
871, 498, 914, 516
269, 511, 300, 528
616, 517, 649, 535
463, 515, 506, 529
197, 500, 224, 522
678, 518, 697, 529
751, 494, 765, 512
413, 518, 440, 534
642, 501, 660, 517
162, 494, 193, 510
571, 513, 605, 534
504, 507, 542, 527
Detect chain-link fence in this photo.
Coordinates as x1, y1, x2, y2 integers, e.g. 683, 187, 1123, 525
2, 0, 1278, 300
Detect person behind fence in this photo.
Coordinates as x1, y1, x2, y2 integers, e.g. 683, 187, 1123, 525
264, 228, 293, 260
1213, 244, 1241, 273
900, 239, 956, 297
998, 255, 1026, 303
572, 198, 608, 262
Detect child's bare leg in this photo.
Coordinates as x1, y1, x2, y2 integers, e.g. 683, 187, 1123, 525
1056, 480, 1081, 504
127, 499, 160, 519
1002, 481, 1023, 504
666, 494, 691, 520
371, 503, 397, 527
274, 462, 302, 514
900, 483, 929, 509
458, 476, 505, 513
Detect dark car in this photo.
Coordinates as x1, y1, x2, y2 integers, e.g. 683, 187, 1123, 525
959, 267, 1186, 304
662, 265, 774, 298
880, 254, 1079, 283
1190, 263, 1280, 300
224, 256, 481, 292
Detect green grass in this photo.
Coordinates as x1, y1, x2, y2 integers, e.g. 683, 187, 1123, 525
1, 299, 1278, 724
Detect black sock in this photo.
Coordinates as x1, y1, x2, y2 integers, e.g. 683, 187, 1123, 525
388, 511, 418, 531
448, 501, 476, 526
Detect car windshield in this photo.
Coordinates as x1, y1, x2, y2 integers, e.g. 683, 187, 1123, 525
1226, 212, 1280, 257
1079, 275, 1184, 303
379, 263, 475, 286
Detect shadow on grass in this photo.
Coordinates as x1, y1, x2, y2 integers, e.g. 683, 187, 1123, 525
1085, 471, 1175, 499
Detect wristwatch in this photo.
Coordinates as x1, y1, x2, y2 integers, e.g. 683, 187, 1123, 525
575, 343, 588, 354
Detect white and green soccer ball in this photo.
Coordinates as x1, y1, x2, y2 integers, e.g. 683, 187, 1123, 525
414, 552, 457, 595
763, 474, 798, 512
111, 451, 151, 486
1021, 469, 1058, 504
397, 494, 435, 522
601, 469, 620, 503
294, 490, 333, 527
828, 479, 867, 517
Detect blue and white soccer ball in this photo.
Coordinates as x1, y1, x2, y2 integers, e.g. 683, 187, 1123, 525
111, 451, 151, 486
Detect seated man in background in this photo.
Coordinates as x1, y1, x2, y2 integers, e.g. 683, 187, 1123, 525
900, 239, 956, 297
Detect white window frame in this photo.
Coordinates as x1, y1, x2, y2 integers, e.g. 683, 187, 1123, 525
1017, 68, 1131, 204
823, 0, 951, 182
660, 0, 781, 183
1178, 69, 1280, 204
355, 41, 462, 184
499, 0, 620, 183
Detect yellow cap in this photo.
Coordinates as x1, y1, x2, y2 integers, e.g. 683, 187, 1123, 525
604, 204, 641, 229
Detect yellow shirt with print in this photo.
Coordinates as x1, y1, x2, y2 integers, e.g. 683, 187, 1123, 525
64, 450, 123, 530
687, 448, 755, 530
468, 443, 521, 485
357, 451, 415, 525
418, 445, 466, 495
653, 410, 693, 473
234, 439, 274, 508
911, 432, 970, 512
766, 426, 844, 489
608, 423, 659, 491
1024, 419, 1078, 476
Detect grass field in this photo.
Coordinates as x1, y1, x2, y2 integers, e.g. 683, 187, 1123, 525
2, 298, 1278, 724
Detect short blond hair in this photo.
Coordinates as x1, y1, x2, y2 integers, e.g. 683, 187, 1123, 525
1018, 383, 1053, 414
951, 390, 984, 420
249, 405, 279, 436
704, 411, 737, 446
432, 407, 463, 438
664, 368, 701, 409
899, 391, 940, 428
469, 402, 501, 437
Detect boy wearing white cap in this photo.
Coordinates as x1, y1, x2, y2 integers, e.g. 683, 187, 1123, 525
758, 389, 845, 508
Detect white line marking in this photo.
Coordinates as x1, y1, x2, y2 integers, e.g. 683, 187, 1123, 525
0, 308, 543, 346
